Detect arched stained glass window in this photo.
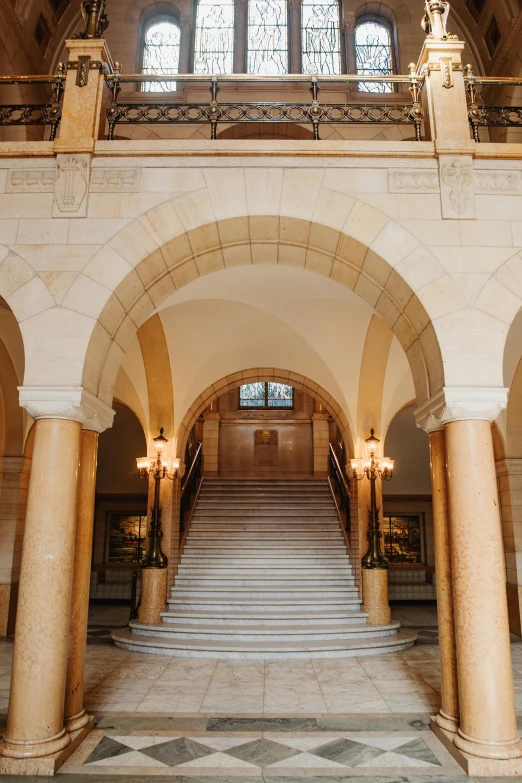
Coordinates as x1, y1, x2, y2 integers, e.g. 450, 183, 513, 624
355, 19, 393, 93
248, 0, 288, 74
141, 17, 180, 92
302, 0, 341, 75
194, 0, 235, 74
239, 382, 294, 409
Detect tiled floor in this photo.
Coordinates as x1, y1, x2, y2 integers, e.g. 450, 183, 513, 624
0, 604, 521, 717
65, 726, 458, 775
1, 604, 522, 780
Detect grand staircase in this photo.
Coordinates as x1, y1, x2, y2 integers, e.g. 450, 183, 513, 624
112, 479, 417, 658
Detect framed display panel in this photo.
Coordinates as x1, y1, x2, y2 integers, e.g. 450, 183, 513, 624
382, 512, 426, 565
107, 511, 148, 563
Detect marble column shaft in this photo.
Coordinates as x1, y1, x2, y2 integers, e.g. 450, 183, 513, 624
445, 419, 521, 759
1, 419, 81, 759
429, 429, 459, 732
64, 429, 99, 732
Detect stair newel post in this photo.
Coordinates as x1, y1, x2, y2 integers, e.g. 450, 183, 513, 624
136, 429, 180, 624
351, 430, 394, 625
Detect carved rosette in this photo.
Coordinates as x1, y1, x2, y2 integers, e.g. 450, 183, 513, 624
415, 387, 509, 433
18, 386, 115, 433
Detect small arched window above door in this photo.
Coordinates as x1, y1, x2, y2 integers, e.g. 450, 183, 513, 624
355, 19, 393, 93
239, 382, 294, 409
301, 0, 341, 75
141, 16, 181, 91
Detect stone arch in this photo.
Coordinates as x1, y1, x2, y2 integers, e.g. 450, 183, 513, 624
175, 367, 353, 460
81, 205, 445, 413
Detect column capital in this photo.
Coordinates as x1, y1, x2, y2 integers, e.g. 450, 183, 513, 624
415, 387, 509, 431
18, 387, 114, 433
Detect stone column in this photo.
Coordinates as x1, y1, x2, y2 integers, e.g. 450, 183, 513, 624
0, 388, 114, 775
343, 12, 356, 75
179, 14, 192, 74
416, 388, 522, 772
427, 427, 459, 733
0, 457, 31, 637
202, 405, 220, 477
234, 0, 248, 73
416, 36, 471, 143
288, 0, 302, 74
312, 405, 329, 478
64, 428, 99, 733
54, 39, 112, 154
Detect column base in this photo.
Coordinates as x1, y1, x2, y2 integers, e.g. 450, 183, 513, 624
0, 717, 94, 776
431, 718, 522, 776
434, 710, 459, 733
64, 708, 91, 733
362, 568, 391, 625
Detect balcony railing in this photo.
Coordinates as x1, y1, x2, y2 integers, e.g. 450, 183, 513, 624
0, 69, 66, 141
104, 70, 425, 141
465, 68, 522, 142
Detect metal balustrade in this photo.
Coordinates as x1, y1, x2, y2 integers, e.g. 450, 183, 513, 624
104, 70, 425, 141
0, 70, 66, 141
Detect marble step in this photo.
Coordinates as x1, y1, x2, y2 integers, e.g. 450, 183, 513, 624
183, 546, 346, 553
170, 589, 360, 599
127, 621, 403, 643
194, 509, 336, 516
167, 597, 363, 610
111, 627, 418, 659
177, 568, 354, 576
174, 578, 356, 588
188, 531, 341, 538
180, 557, 349, 565
160, 610, 369, 626
197, 500, 332, 506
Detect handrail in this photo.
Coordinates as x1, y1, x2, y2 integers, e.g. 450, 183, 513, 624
180, 442, 203, 497
106, 72, 423, 86
0, 75, 66, 85
328, 443, 351, 536
329, 444, 350, 498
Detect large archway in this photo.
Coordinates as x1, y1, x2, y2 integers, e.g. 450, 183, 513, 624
81, 211, 445, 412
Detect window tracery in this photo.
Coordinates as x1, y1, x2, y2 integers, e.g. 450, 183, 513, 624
239, 382, 294, 408
301, 0, 341, 75
194, 0, 235, 74
141, 17, 181, 92
248, 0, 288, 74
355, 19, 393, 93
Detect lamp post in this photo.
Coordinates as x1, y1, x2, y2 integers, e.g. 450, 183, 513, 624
135, 429, 180, 624
351, 430, 395, 625
351, 429, 394, 569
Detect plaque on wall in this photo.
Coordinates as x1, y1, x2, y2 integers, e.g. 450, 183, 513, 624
254, 429, 278, 467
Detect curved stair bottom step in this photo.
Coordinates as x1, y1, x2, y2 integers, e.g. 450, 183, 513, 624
111, 627, 418, 659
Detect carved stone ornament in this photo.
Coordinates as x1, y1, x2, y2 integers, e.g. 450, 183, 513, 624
440, 57, 453, 88
53, 154, 90, 217
6, 168, 56, 193
474, 171, 522, 194
18, 386, 115, 433
496, 459, 522, 477
439, 156, 475, 219
388, 169, 439, 193
90, 167, 141, 192
414, 387, 509, 432
1, 456, 31, 474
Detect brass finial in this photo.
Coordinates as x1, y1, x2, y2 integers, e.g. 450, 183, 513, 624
421, 1, 453, 40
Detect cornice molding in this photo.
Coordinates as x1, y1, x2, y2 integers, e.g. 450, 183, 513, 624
496, 459, 522, 477
18, 386, 115, 433
415, 387, 508, 432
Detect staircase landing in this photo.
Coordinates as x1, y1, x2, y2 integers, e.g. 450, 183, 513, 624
112, 478, 417, 658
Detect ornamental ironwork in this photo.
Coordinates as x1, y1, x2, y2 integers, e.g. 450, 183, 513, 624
248, 0, 288, 75
301, 0, 341, 75
0, 71, 64, 140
